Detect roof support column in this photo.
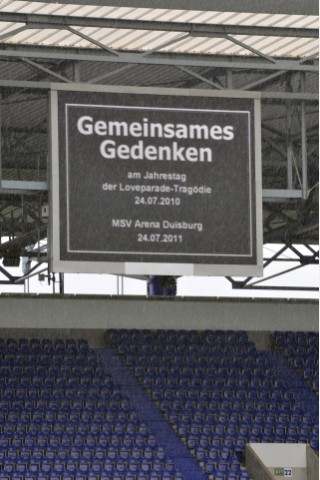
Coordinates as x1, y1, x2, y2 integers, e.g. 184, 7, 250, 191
226, 69, 233, 89
286, 101, 293, 190
301, 72, 308, 199
73, 62, 81, 82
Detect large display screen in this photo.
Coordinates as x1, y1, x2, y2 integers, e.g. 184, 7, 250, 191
51, 85, 262, 276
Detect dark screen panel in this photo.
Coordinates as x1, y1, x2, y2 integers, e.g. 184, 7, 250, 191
51, 86, 262, 275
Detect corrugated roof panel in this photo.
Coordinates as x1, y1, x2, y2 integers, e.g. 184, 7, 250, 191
2, 26, 318, 58
93, 28, 137, 47
0, 21, 23, 36
176, 37, 234, 55
48, 30, 76, 46
264, 15, 318, 28
0, 1, 317, 24
3, 27, 51, 44
2, 1, 318, 26
263, 37, 319, 57
117, 31, 164, 51
233, 34, 318, 58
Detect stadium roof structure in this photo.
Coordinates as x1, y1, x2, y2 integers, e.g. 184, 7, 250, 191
0, 0, 318, 292
0, 1, 318, 58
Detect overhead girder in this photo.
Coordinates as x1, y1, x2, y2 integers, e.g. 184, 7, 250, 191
0, 11, 317, 39
0, 47, 318, 74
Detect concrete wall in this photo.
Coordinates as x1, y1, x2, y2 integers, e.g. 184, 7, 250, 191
307, 445, 319, 480
247, 443, 308, 480
245, 445, 274, 480
249, 443, 307, 467
0, 294, 318, 332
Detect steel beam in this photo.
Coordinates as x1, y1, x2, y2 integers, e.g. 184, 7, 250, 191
0, 78, 317, 100
225, 35, 277, 64
261, 91, 318, 100
0, 49, 317, 73
301, 73, 309, 199
234, 285, 319, 291
0, 12, 317, 39
175, 66, 223, 89
246, 264, 307, 287
0, 265, 14, 281
21, 58, 71, 83
242, 70, 286, 91
140, 33, 191, 57
67, 26, 121, 57
0, 25, 28, 42
227, 243, 319, 291
87, 64, 135, 84
286, 100, 293, 189
262, 189, 303, 200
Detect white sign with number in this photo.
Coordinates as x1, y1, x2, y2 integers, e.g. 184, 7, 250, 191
284, 467, 292, 477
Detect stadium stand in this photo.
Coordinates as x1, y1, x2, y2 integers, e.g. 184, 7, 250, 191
0, 329, 317, 479
0, 337, 185, 479
105, 329, 319, 477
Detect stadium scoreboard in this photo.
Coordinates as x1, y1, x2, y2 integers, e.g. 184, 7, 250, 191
50, 85, 262, 276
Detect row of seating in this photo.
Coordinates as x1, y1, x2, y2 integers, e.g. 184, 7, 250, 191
0, 354, 97, 366
1, 443, 166, 456
2, 424, 313, 441
0, 475, 180, 480
0, 461, 184, 479
118, 345, 256, 356
135, 364, 282, 375
0, 470, 180, 480
107, 329, 249, 343
274, 331, 318, 343
0, 436, 160, 450
0, 388, 115, 402
0, 458, 179, 472
125, 355, 258, 368
0, 474, 183, 480
1, 422, 157, 436
0, 365, 104, 376
117, 330, 249, 341
0, 378, 114, 389
0, 338, 90, 352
